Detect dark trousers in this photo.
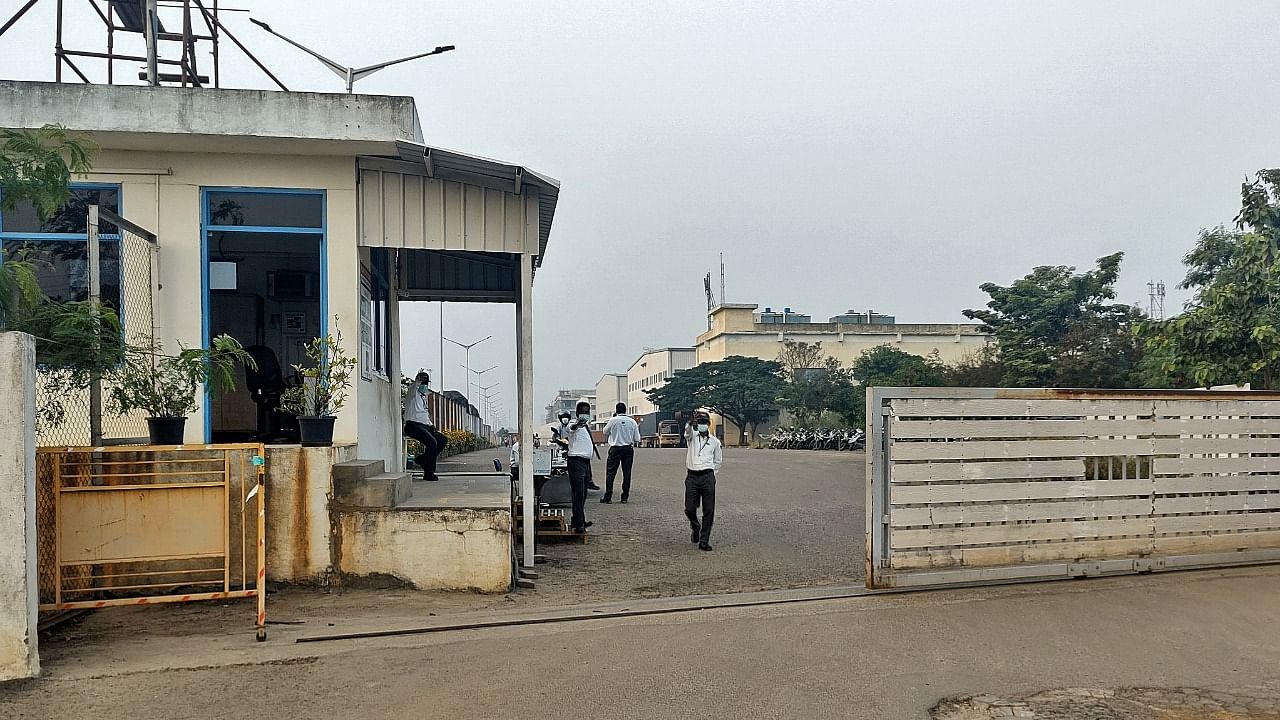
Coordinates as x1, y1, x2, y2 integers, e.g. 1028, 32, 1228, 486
684, 469, 716, 544
604, 445, 635, 499
566, 456, 592, 530
404, 422, 448, 478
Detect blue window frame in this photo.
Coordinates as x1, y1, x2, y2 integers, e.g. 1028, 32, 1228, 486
0, 183, 124, 311
200, 187, 326, 442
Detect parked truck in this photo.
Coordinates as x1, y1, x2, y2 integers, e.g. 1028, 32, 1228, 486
636, 411, 683, 448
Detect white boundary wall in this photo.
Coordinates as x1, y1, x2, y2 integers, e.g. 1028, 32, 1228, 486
0, 332, 39, 680
867, 387, 1280, 589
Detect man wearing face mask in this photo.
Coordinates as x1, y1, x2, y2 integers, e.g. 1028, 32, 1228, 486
403, 370, 449, 481
557, 399, 598, 534
684, 409, 723, 551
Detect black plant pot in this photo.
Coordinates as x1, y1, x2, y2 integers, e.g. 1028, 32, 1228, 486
297, 416, 337, 447
147, 416, 187, 445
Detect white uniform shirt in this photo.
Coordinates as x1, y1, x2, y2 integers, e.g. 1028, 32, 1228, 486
403, 382, 434, 425
685, 425, 723, 472
603, 414, 641, 446
510, 441, 519, 467
563, 423, 595, 459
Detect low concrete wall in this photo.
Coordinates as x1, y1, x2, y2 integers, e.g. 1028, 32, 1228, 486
264, 444, 356, 584
336, 509, 512, 592
0, 333, 39, 681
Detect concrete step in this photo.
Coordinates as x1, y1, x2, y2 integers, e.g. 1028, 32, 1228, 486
334, 470, 412, 509
332, 459, 386, 483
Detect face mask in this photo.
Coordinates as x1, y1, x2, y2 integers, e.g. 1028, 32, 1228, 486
560, 418, 570, 426
417, 386, 429, 396
578, 413, 590, 422
697, 423, 709, 433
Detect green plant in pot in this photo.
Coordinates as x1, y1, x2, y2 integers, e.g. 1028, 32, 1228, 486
108, 334, 255, 445
280, 326, 355, 447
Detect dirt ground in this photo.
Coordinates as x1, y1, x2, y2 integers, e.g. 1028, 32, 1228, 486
32, 446, 866, 665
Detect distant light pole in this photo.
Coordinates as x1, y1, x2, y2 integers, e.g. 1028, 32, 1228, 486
462, 364, 499, 404
443, 335, 491, 398
478, 381, 500, 422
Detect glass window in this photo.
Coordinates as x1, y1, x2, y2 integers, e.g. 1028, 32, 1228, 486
206, 191, 323, 228
2, 239, 121, 309
0, 186, 120, 235
0, 184, 123, 313
361, 248, 391, 378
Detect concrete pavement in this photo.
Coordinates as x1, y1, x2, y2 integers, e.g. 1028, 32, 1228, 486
3, 565, 1278, 719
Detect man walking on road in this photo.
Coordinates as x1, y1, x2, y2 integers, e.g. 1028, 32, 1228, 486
684, 409, 723, 551
601, 402, 641, 503
558, 399, 597, 533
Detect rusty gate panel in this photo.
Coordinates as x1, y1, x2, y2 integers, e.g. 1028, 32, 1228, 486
36, 443, 268, 639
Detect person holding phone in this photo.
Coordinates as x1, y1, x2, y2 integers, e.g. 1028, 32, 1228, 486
684, 409, 723, 551
403, 370, 448, 481
559, 399, 598, 533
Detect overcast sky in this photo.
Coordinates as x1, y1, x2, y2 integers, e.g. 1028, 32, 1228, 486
5, 1, 1280, 428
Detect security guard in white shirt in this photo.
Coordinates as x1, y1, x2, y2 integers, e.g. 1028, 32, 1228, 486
557, 400, 597, 533
684, 409, 723, 551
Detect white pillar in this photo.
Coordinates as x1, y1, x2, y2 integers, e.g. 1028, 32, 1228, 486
517, 253, 536, 567
0, 332, 40, 680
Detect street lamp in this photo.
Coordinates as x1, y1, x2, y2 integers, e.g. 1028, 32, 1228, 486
443, 335, 491, 399
478, 382, 500, 418
250, 18, 455, 94
461, 364, 499, 405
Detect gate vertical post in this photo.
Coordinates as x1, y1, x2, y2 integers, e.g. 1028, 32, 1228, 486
517, 252, 536, 568
866, 387, 890, 589
87, 205, 103, 447
0, 332, 40, 680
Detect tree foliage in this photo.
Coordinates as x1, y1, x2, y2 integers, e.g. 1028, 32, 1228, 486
850, 345, 947, 387
645, 355, 785, 445
1, 125, 95, 219
781, 355, 860, 428
1141, 171, 1280, 389
963, 253, 1144, 388
776, 339, 824, 380
944, 344, 1005, 387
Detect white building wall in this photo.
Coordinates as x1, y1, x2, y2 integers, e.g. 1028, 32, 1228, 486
86, 149, 396, 468
626, 349, 696, 415
594, 374, 627, 424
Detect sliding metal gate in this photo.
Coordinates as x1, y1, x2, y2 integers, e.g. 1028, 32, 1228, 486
867, 388, 1280, 589
36, 443, 268, 639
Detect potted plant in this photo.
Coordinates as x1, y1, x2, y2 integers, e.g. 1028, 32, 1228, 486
280, 326, 356, 447
108, 334, 254, 445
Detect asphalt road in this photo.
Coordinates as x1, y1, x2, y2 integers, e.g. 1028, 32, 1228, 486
505, 446, 867, 603
6, 567, 1278, 719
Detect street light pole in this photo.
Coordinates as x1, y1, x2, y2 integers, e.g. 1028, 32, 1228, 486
478, 381, 500, 423
443, 335, 491, 399
462, 364, 499, 406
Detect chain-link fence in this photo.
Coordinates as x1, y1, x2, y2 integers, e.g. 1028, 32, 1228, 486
35, 205, 157, 447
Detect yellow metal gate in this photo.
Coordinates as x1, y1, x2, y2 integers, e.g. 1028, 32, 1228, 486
36, 443, 268, 639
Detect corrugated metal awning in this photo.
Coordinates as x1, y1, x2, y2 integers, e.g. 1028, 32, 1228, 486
355, 141, 558, 267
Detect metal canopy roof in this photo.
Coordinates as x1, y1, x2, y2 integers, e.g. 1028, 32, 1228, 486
393, 140, 560, 267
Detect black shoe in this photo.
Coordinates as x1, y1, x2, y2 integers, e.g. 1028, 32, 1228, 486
698, 543, 713, 551
620, 497, 628, 504
600, 496, 612, 504
426, 474, 440, 482
586, 483, 602, 491
573, 527, 586, 534
690, 527, 700, 543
